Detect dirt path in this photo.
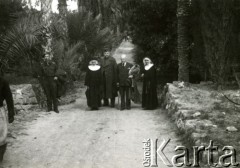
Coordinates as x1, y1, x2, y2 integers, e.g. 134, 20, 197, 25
1, 41, 181, 168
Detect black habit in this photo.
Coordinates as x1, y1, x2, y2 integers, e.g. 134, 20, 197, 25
142, 65, 158, 110
84, 66, 102, 109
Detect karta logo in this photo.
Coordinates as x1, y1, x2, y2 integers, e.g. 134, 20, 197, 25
142, 139, 239, 167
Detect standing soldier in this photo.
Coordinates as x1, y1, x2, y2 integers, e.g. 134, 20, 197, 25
99, 47, 117, 107
41, 59, 59, 113
0, 76, 14, 162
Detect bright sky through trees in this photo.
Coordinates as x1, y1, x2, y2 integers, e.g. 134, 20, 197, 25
26, 0, 78, 13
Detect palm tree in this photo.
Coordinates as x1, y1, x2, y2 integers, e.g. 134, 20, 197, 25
58, 0, 68, 39
177, 0, 190, 82
41, 0, 54, 61
57, 0, 69, 67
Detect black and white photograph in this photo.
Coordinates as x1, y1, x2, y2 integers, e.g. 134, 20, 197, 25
1, 0, 240, 167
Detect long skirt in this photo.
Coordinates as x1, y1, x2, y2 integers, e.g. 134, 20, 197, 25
142, 81, 158, 110
86, 86, 101, 109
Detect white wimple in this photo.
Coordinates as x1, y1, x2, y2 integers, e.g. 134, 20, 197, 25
88, 65, 101, 71
144, 64, 154, 70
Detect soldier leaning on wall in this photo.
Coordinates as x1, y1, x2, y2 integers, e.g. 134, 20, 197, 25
0, 75, 15, 162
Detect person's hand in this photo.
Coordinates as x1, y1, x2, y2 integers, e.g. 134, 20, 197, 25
54, 76, 58, 80
129, 75, 133, 78
141, 74, 144, 77
8, 116, 14, 123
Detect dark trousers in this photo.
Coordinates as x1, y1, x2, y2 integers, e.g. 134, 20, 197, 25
103, 98, 115, 107
41, 77, 58, 112
102, 72, 115, 107
0, 143, 7, 162
119, 86, 131, 109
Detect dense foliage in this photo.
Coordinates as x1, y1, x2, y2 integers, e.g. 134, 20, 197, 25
0, 0, 25, 35
122, 0, 178, 83
122, 0, 240, 84
1, 0, 240, 85
0, 1, 119, 80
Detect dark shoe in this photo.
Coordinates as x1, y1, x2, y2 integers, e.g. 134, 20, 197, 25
126, 107, 131, 110
0, 143, 7, 162
120, 108, 125, 111
54, 110, 59, 113
103, 99, 109, 106
110, 98, 115, 107
91, 107, 99, 110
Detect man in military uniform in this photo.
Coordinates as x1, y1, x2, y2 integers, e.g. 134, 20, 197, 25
41, 59, 59, 113
99, 47, 117, 107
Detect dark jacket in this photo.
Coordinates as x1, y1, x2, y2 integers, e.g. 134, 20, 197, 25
0, 77, 14, 121
117, 62, 133, 86
99, 56, 117, 98
41, 61, 57, 77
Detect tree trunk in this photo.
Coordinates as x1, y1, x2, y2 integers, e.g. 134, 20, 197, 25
177, 0, 190, 82
41, 0, 54, 61
58, 0, 68, 38
58, 0, 69, 67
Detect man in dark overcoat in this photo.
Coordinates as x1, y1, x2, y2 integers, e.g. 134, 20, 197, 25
0, 76, 14, 162
117, 54, 133, 110
99, 47, 117, 107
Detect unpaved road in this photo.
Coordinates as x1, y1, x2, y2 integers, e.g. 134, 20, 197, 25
1, 41, 181, 168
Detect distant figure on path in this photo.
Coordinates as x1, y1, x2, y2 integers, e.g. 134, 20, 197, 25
99, 47, 117, 107
141, 57, 158, 110
117, 54, 133, 110
0, 76, 15, 162
85, 60, 102, 110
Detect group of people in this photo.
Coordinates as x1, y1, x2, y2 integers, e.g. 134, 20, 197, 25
85, 47, 158, 111
0, 47, 159, 162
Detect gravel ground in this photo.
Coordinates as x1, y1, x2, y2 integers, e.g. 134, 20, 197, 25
1, 41, 181, 168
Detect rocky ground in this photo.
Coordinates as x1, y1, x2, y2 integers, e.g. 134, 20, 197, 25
161, 81, 240, 167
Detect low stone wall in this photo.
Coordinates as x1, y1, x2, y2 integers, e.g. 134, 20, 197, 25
161, 82, 240, 167
9, 82, 83, 112
160, 82, 222, 145
10, 84, 46, 112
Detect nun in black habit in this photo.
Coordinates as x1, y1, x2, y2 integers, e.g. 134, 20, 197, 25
85, 60, 102, 110
141, 57, 158, 110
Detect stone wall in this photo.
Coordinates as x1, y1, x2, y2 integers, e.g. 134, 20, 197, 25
161, 82, 240, 167
10, 84, 46, 112
160, 82, 221, 145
